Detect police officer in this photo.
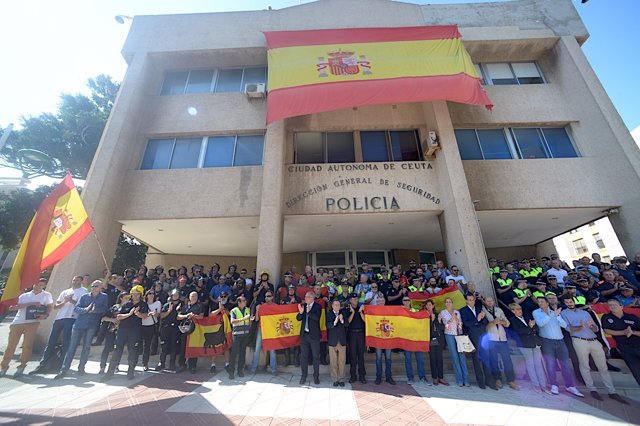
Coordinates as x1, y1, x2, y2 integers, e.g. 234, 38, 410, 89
347, 293, 367, 384
228, 296, 253, 379
99, 291, 129, 374
100, 285, 149, 381
156, 289, 181, 372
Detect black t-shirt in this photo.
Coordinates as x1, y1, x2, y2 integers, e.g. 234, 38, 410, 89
178, 285, 195, 300
161, 301, 180, 326
118, 300, 149, 329
385, 287, 402, 305
601, 312, 640, 347
103, 284, 121, 307
597, 282, 618, 298
180, 302, 203, 316
254, 281, 275, 305
347, 305, 365, 330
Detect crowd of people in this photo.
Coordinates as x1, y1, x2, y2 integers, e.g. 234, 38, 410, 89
1, 253, 639, 404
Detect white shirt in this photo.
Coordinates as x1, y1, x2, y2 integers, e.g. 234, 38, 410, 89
13, 290, 53, 324
55, 287, 88, 320
446, 274, 467, 285
547, 268, 568, 284
142, 300, 162, 326
426, 287, 442, 294
365, 290, 380, 304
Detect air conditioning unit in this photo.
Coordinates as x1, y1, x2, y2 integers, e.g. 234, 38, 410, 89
244, 83, 266, 99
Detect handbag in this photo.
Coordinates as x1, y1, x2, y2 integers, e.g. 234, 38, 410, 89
454, 334, 476, 353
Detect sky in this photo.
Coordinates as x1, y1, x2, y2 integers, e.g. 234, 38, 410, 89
0, 0, 638, 164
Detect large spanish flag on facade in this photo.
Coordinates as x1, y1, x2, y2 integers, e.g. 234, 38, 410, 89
0, 174, 93, 312
260, 302, 328, 351
186, 313, 232, 358
409, 285, 466, 312
364, 305, 430, 352
591, 303, 640, 349
264, 25, 492, 123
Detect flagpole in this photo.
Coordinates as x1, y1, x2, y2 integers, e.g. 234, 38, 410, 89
93, 231, 110, 272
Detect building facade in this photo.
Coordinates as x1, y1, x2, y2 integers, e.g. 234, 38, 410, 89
44, 0, 640, 333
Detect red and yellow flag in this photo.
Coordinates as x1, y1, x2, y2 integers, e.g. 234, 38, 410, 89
264, 25, 492, 123
186, 313, 232, 358
260, 302, 328, 351
409, 285, 466, 312
364, 305, 430, 352
0, 174, 93, 312
260, 304, 302, 351
591, 303, 640, 349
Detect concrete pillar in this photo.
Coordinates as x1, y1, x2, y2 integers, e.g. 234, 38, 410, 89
255, 120, 286, 281
426, 101, 493, 296
36, 52, 152, 345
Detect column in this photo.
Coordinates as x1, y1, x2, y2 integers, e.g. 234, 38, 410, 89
255, 120, 286, 280
427, 102, 493, 296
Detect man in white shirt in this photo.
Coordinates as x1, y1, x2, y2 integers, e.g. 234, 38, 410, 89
1, 278, 53, 377
445, 265, 467, 290
30, 275, 87, 375
545, 260, 568, 285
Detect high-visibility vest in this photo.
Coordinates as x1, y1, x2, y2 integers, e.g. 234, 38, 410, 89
230, 306, 251, 336
496, 278, 513, 288
408, 285, 420, 292
573, 295, 586, 306
376, 273, 390, 281
532, 290, 555, 299
519, 269, 540, 278
513, 288, 529, 298
532, 267, 543, 275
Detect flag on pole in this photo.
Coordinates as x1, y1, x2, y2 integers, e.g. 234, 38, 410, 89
364, 305, 430, 352
409, 285, 466, 312
185, 313, 232, 358
0, 174, 93, 313
264, 25, 492, 123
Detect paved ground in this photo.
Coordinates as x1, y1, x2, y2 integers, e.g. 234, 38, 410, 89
0, 319, 638, 425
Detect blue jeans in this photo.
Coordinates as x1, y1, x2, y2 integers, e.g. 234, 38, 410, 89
404, 351, 426, 380
540, 337, 575, 387
375, 348, 392, 380
251, 328, 277, 374
40, 318, 75, 365
445, 334, 469, 385
62, 326, 98, 371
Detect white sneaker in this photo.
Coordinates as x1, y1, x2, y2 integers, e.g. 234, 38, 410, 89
566, 386, 584, 397
550, 385, 559, 395
407, 379, 413, 385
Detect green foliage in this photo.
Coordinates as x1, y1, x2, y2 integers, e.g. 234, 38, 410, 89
0, 185, 56, 249
110, 234, 148, 275
1, 75, 120, 179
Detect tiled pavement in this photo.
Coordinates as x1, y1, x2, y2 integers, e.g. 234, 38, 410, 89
0, 316, 638, 425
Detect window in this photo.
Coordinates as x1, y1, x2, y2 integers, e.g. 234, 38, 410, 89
572, 238, 589, 255
479, 62, 544, 85
159, 67, 267, 95
140, 134, 265, 170
360, 130, 422, 162
294, 132, 355, 164
455, 127, 578, 160
419, 251, 436, 266
454, 129, 512, 160
593, 233, 605, 249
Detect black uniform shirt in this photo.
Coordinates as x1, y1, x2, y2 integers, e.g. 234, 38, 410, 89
601, 312, 640, 347
118, 300, 149, 329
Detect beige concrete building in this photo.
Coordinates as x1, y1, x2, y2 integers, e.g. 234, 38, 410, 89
44, 0, 640, 332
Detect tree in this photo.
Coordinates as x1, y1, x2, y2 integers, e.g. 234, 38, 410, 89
110, 234, 149, 275
0, 74, 120, 179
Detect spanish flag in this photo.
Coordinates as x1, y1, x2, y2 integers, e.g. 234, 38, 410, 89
260, 302, 328, 351
264, 25, 492, 123
186, 313, 232, 358
260, 304, 302, 351
591, 303, 640, 349
409, 285, 466, 312
0, 174, 93, 312
364, 305, 430, 352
